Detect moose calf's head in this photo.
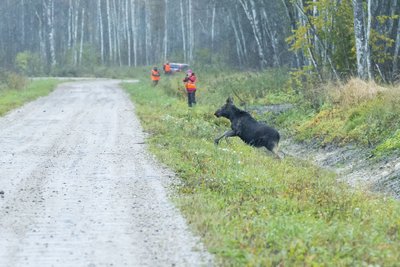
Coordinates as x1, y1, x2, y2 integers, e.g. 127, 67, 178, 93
214, 97, 235, 118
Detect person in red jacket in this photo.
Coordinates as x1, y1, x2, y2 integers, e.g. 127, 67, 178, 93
151, 67, 160, 86
183, 72, 197, 107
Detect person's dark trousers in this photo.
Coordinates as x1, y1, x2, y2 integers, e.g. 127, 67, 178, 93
187, 91, 196, 107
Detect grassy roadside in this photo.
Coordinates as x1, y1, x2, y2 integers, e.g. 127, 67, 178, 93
123, 76, 400, 266
0, 79, 60, 116
289, 79, 400, 157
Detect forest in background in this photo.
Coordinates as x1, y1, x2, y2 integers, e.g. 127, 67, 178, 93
0, 0, 399, 83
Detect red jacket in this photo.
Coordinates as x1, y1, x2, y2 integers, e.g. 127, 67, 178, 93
183, 75, 196, 91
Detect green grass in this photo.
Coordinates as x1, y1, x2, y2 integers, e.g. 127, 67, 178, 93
123, 75, 400, 266
293, 92, 400, 155
0, 79, 60, 116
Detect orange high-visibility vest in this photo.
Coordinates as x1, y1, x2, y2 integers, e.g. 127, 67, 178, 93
185, 79, 196, 91
151, 70, 160, 81
165, 64, 171, 72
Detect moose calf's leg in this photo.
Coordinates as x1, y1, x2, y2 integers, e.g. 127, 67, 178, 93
214, 130, 236, 145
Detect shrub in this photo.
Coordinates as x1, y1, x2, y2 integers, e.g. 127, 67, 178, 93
15, 51, 44, 76
4, 72, 27, 90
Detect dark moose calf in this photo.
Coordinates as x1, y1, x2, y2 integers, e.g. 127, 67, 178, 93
214, 97, 280, 157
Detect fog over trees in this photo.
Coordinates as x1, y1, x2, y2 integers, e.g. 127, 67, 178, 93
0, 0, 399, 81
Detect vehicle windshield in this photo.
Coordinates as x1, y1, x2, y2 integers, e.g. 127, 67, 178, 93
169, 63, 189, 72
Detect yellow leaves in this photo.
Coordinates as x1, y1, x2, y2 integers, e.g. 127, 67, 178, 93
286, 26, 310, 51
376, 15, 399, 25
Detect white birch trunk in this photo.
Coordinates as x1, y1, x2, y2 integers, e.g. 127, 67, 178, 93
238, 0, 267, 68
188, 0, 194, 62
97, 0, 104, 64
229, 12, 244, 66
130, 0, 137, 66
35, 11, 46, 64
366, 0, 372, 79
180, 0, 187, 62
112, 0, 121, 66
68, 0, 72, 50
46, 0, 56, 67
261, 8, 279, 67
236, 6, 248, 60
353, 0, 368, 80
79, 8, 85, 65
211, 1, 216, 53
21, 0, 25, 46
73, 0, 79, 65
106, 0, 113, 63
164, 0, 168, 61
393, 23, 400, 77
125, 0, 131, 66
144, 1, 151, 65
113, 0, 121, 66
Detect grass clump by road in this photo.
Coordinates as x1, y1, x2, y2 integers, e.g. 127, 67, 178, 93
123, 73, 400, 266
0, 77, 60, 116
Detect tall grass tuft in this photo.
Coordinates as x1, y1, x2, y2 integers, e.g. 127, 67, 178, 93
328, 78, 386, 107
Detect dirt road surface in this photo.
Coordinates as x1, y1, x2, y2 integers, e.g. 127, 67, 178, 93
0, 79, 212, 267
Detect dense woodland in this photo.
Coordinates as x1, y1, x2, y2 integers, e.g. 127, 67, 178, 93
0, 0, 399, 82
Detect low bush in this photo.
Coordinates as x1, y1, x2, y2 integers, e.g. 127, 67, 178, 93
0, 71, 28, 90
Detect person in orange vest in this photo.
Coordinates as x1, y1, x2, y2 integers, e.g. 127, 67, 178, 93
183, 72, 197, 107
151, 67, 160, 86
163, 62, 171, 75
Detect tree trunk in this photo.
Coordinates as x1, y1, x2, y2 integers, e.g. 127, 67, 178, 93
130, 0, 137, 66
261, 7, 280, 67
365, 0, 372, 79
281, 0, 303, 68
238, 0, 267, 68
125, 0, 131, 66
46, 0, 56, 68
188, 0, 194, 62
97, 0, 104, 64
35, 10, 46, 65
180, 0, 187, 62
164, 0, 168, 61
79, 8, 85, 65
236, 6, 248, 62
73, 0, 79, 65
68, 0, 73, 50
393, 21, 400, 78
353, 0, 368, 80
144, 1, 151, 65
106, 0, 112, 63
229, 11, 244, 66
211, 1, 216, 54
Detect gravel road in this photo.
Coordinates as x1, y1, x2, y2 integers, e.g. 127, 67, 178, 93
0, 79, 212, 267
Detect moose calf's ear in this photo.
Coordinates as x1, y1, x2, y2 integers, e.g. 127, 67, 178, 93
227, 97, 233, 104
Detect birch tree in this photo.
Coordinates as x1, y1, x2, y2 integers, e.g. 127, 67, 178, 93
45, 0, 56, 67
353, 0, 368, 80
0, 0, 399, 81
238, 0, 267, 68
